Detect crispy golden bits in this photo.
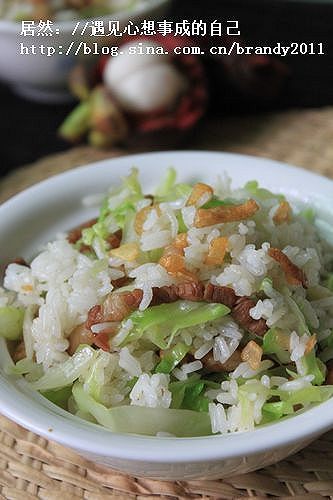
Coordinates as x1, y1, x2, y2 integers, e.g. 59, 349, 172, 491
205, 237, 228, 266
186, 183, 214, 207
134, 205, 160, 235
174, 233, 188, 250
305, 334, 317, 355
195, 199, 259, 228
241, 340, 263, 370
273, 201, 292, 225
268, 247, 308, 288
174, 269, 199, 282
162, 243, 184, 258
159, 236, 198, 282
159, 256, 198, 282
159, 253, 185, 274
110, 243, 139, 262
159, 242, 185, 275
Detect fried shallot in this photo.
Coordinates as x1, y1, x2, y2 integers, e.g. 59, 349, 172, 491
268, 247, 308, 288
194, 199, 259, 228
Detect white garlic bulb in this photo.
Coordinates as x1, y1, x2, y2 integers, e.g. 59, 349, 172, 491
103, 41, 188, 113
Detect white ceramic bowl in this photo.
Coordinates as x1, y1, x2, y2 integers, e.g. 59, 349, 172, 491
0, 0, 170, 103
1, 150, 333, 480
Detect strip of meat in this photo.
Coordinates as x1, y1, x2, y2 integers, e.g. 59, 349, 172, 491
68, 322, 119, 354
151, 285, 179, 305
68, 323, 95, 355
107, 229, 122, 250
111, 276, 132, 289
78, 244, 94, 255
93, 329, 118, 352
86, 304, 103, 329
268, 247, 308, 288
177, 282, 205, 301
201, 349, 242, 373
232, 297, 268, 336
67, 218, 98, 244
151, 282, 216, 304
86, 283, 266, 337
86, 289, 143, 328
204, 283, 237, 308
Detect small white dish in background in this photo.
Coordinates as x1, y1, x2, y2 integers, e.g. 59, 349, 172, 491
0, 150, 333, 480
0, 0, 170, 103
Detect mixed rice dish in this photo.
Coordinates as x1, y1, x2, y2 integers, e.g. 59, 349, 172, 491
0, 0, 144, 21
1, 168, 333, 437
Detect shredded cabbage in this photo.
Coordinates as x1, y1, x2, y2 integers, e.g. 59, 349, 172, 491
41, 386, 72, 410
81, 350, 117, 404
320, 332, 333, 362
244, 180, 285, 201
263, 328, 290, 364
114, 301, 230, 349
81, 168, 144, 254
299, 207, 316, 223
262, 401, 294, 422
169, 376, 218, 412
0, 306, 24, 340
155, 168, 177, 199
155, 342, 189, 374
32, 346, 96, 391
284, 294, 311, 336
154, 168, 192, 202
108, 167, 143, 209
72, 382, 212, 437
262, 383, 333, 423
273, 383, 333, 406
6, 357, 43, 381
302, 351, 326, 385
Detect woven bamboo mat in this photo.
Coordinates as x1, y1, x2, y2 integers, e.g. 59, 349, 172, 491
2, 106, 333, 499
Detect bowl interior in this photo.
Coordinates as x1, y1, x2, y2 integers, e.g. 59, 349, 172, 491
1, 150, 333, 463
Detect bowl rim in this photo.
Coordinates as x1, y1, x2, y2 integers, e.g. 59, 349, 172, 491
1, 149, 333, 464
0, 0, 170, 33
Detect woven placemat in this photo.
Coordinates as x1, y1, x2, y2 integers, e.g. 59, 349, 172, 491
2, 106, 333, 499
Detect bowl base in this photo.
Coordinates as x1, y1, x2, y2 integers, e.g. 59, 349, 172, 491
12, 84, 74, 104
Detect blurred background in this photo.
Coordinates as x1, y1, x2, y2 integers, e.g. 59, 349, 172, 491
1, 0, 333, 176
